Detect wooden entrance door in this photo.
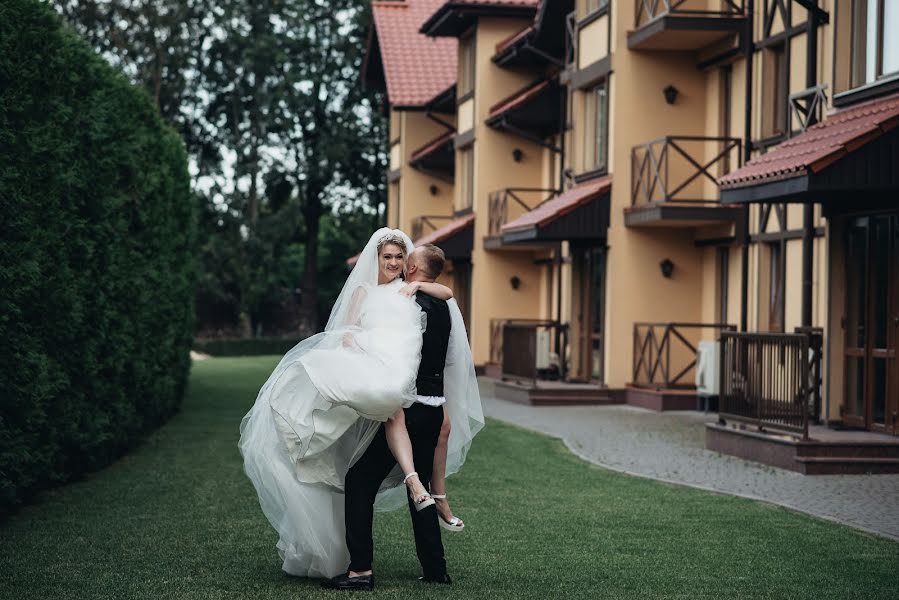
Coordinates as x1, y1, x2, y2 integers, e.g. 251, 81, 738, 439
843, 214, 899, 433
452, 259, 472, 339
572, 246, 606, 383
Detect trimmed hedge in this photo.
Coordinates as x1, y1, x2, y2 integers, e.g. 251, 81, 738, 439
0, 1, 197, 515
193, 338, 305, 357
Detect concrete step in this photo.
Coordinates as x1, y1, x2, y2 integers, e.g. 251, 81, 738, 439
796, 443, 899, 460
493, 380, 615, 406
794, 456, 899, 475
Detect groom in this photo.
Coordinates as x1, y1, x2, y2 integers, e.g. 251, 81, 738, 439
322, 244, 452, 592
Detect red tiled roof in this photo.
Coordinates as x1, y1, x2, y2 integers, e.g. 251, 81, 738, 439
453, 0, 539, 5
371, 1, 457, 107
719, 93, 899, 189
488, 79, 550, 118
410, 130, 455, 162
421, 0, 540, 36
502, 176, 612, 232
415, 213, 475, 245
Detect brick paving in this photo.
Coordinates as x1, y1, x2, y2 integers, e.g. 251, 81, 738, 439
478, 379, 899, 541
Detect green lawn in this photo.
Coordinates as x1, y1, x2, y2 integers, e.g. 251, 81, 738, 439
2, 357, 897, 599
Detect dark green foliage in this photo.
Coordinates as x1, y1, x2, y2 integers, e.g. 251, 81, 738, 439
0, 0, 197, 515
192, 338, 302, 357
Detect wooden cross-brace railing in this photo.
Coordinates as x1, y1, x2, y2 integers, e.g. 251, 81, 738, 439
411, 215, 453, 241
487, 188, 556, 236
635, 0, 744, 28
632, 322, 736, 389
631, 136, 741, 206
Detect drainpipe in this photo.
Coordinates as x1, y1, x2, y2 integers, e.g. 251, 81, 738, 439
800, 0, 819, 327
740, 0, 754, 333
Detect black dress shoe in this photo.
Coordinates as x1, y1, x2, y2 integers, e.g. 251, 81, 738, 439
320, 573, 374, 591
418, 573, 452, 585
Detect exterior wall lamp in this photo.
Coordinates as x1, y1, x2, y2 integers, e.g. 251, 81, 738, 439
510, 275, 521, 289
663, 85, 679, 105
512, 148, 524, 162
660, 258, 675, 278
429, 184, 439, 196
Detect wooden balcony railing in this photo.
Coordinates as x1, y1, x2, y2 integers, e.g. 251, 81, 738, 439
632, 322, 736, 389
718, 327, 824, 439
631, 136, 741, 207
490, 319, 569, 384
487, 188, 555, 237
635, 0, 744, 28
564, 10, 576, 68
411, 215, 453, 241
790, 84, 827, 135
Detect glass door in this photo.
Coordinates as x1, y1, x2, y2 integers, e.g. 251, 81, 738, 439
843, 214, 899, 433
588, 246, 607, 383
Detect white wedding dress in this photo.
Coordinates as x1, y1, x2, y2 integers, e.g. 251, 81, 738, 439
239, 228, 484, 578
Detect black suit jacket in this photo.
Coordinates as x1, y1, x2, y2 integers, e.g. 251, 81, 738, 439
414, 292, 451, 397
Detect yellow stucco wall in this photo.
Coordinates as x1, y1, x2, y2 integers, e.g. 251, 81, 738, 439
397, 111, 454, 238
464, 17, 549, 365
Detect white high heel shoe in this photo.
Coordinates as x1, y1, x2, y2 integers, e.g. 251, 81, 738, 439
403, 472, 435, 511
431, 494, 464, 531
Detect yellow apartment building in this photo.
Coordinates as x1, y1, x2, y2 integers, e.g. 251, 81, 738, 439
364, 0, 899, 470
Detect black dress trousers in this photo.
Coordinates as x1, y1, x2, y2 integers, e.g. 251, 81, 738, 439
344, 402, 447, 578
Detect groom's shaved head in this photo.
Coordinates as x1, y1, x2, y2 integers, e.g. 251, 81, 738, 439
413, 244, 446, 279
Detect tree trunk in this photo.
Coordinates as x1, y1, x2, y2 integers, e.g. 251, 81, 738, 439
298, 197, 322, 336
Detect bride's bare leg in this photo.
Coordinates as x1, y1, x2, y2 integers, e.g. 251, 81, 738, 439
431, 408, 460, 524
385, 409, 429, 503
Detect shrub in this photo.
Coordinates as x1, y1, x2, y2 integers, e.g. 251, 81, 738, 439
0, 0, 197, 515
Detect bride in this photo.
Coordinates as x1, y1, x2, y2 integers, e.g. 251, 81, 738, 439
239, 227, 483, 578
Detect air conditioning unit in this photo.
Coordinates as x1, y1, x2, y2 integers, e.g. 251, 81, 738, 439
535, 329, 551, 370
695, 340, 720, 396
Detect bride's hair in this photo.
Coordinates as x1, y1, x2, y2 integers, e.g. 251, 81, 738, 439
377, 232, 409, 257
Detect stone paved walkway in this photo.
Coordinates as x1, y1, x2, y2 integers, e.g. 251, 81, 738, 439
478, 379, 899, 541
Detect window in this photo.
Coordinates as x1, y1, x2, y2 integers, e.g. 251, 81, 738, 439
850, 0, 899, 87
459, 34, 476, 98
762, 43, 788, 137
767, 242, 785, 332
458, 146, 475, 210
583, 80, 608, 172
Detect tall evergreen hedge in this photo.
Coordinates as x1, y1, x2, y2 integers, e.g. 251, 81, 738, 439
0, 0, 197, 515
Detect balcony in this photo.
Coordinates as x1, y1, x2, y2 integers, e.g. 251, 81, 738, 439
717, 328, 823, 439
411, 213, 474, 260
485, 187, 555, 250
485, 79, 564, 148
707, 327, 899, 474
409, 130, 455, 183
626, 135, 744, 227
411, 215, 453, 242
629, 322, 736, 410
628, 0, 745, 52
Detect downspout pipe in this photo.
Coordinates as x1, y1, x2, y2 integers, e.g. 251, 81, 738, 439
800, 0, 820, 327
740, 0, 754, 333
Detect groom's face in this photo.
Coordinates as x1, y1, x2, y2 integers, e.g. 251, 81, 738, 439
378, 243, 406, 282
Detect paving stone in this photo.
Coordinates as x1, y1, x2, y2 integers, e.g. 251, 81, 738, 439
479, 383, 899, 541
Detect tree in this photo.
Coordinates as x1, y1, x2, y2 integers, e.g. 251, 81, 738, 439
54, 0, 387, 336
273, 0, 386, 334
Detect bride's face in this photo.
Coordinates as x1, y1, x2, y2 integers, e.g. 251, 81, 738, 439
378, 243, 406, 283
